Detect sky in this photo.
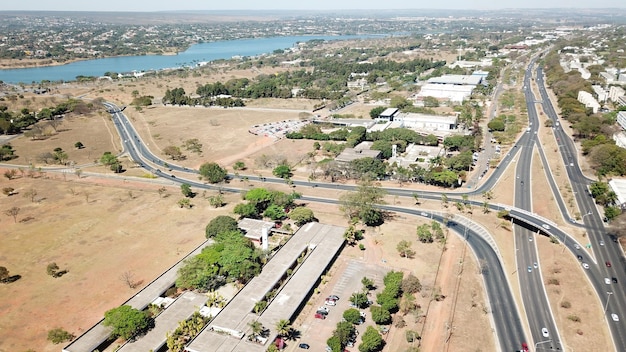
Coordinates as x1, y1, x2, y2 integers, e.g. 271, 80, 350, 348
0, 0, 624, 12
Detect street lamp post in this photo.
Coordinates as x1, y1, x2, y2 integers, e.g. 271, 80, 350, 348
604, 291, 613, 314
535, 339, 552, 351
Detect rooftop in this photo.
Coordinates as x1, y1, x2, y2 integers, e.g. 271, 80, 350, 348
427, 74, 482, 86
186, 223, 346, 352
238, 218, 275, 241
609, 178, 626, 206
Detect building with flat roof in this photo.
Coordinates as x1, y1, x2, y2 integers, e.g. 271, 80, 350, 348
577, 91, 600, 113
613, 132, 626, 149
238, 218, 275, 244
608, 178, 626, 209
185, 222, 346, 352
617, 111, 626, 130
335, 141, 382, 163
378, 107, 399, 121
427, 74, 482, 86
395, 112, 458, 131
416, 83, 475, 103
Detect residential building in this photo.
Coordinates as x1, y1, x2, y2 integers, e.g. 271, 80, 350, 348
592, 85, 607, 102
577, 91, 600, 113
609, 86, 625, 102
617, 111, 626, 130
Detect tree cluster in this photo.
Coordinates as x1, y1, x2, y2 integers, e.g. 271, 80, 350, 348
176, 230, 263, 290
103, 305, 152, 340
233, 187, 301, 220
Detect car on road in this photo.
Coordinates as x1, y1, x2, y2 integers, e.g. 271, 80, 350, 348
420, 212, 429, 217
574, 244, 580, 250
328, 295, 340, 301
527, 266, 532, 273
533, 262, 538, 269
600, 240, 605, 246
529, 236, 533, 242
582, 263, 590, 269
611, 313, 619, 322
541, 328, 549, 338
521, 342, 529, 352
605, 278, 611, 285
298, 343, 310, 349
606, 261, 612, 267
577, 255, 583, 261
542, 224, 551, 230
613, 277, 618, 284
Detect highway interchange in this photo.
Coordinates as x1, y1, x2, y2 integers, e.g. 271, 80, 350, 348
101, 53, 626, 352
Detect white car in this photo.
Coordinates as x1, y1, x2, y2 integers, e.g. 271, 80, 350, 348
582, 263, 590, 269
542, 224, 551, 230
612, 313, 619, 322
605, 278, 611, 285
574, 244, 580, 250
600, 240, 605, 246
541, 328, 549, 338
317, 306, 329, 313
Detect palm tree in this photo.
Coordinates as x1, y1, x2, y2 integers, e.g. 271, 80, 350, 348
249, 320, 263, 338
275, 319, 292, 339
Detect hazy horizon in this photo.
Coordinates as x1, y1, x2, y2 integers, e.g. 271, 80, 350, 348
0, 0, 624, 12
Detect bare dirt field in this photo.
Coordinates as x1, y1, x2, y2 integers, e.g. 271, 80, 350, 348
0, 171, 238, 352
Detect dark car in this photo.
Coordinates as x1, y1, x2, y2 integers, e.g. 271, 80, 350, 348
298, 343, 310, 349
577, 255, 583, 261
606, 261, 612, 268
613, 277, 618, 284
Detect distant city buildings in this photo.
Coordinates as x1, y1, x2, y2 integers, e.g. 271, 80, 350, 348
577, 91, 600, 113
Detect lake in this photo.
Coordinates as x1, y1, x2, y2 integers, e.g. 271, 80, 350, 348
0, 35, 378, 84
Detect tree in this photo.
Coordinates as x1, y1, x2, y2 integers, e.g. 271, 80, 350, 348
157, 187, 167, 198
199, 162, 227, 183
417, 224, 433, 243
181, 183, 193, 198
205, 216, 239, 239
234, 202, 259, 218
164, 145, 185, 160
233, 161, 246, 170
120, 271, 139, 289
248, 320, 264, 338
376, 291, 399, 312
208, 194, 225, 208
350, 292, 369, 309
5, 206, 19, 223
605, 206, 621, 222
361, 276, 375, 291
369, 305, 391, 325
339, 180, 386, 226
343, 308, 362, 324
103, 305, 152, 340
74, 141, 84, 149
4, 169, 17, 180
289, 207, 315, 226
327, 335, 343, 352
264, 204, 286, 220
369, 106, 386, 118
334, 321, 356, 346
47, 328, 75, 344
396, 240, 415, 258
401, 273, 422, 294
275, 319, 292, 338
177, 198, 192, 208
359, 326, 385, 352
99, 151, 119, 166
272, 164, 292, 179
399, 293, 417, 315
23, 188, 37, 202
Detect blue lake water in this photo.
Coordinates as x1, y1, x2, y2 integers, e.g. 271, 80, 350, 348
0, 35, 377, 84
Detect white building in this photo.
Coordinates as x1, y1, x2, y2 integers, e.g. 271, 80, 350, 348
609, 86, 625, 102
427, 74, 482, 86
608, 178, 626, 209
613, 132, 626, 149
416, 84, 475, 104
395, 112, 458, 131
577, 91, 601, 113
617, 111, 626, 130
592, 85, 608, 102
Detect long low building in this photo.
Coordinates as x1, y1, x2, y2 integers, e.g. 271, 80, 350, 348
63, 240, 212, 352
185, 222, 346, 352
416, 83, 475, 103
395, 112, 458, 131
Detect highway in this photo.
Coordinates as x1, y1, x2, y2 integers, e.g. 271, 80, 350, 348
534, 66, 626, 351
514, 59, 562, 351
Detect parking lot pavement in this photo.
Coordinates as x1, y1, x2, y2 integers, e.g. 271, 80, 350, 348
291, 258, 389, 352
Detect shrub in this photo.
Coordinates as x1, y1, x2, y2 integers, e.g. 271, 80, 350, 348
47, 328, 75, 344
568, 315, 581, 322
561, 301, 571, 308
547, 278, 560, 285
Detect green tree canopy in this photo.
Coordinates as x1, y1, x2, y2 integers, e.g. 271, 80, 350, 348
103, 305, 152, 340
199, 162, 227, 183
205, 215, 239, 239
343, 308, 362, 324
369, 305, 391, 325
289, 207, 316, 226
358, 326, 385, 352
272, 164, 292, 179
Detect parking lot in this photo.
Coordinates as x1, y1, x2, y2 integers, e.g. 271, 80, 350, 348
249, 119, 310, 139
290, 258, 390, 351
